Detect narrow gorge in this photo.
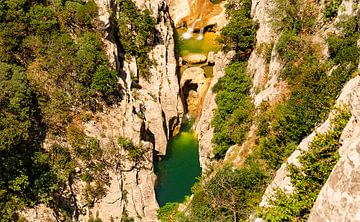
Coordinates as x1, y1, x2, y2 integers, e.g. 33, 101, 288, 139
0, 0, 359, 221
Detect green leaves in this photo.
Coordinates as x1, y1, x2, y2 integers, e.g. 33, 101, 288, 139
117, 0, 156, 78
212, 62, 254, 159
118, 136, 146, 162
260, 109, 351, 220
91, 65, 118, 94
324, 0, 342, 20
186, 160, 268, 221
221, 0, 257, 60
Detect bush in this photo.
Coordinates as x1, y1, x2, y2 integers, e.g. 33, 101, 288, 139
117, 0, 156, 78
221, 0, 257, 60
212, 62, 254, 159
260, 108, 351, 220
324, 0, 342, 19
118, 136, 146, 161
157, 202, 181, 222
91, 65, 118, 94
185, 159, 268, 221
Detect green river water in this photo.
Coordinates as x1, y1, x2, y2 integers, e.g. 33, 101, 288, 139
155, 27, 221, 207
155, 119, 201, 206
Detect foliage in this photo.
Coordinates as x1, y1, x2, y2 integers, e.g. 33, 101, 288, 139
118, 136, 146, 161
157, 202, 184, 222
91, 65, 119, 94
0, 0, 121, 219
117, 0, 156, 78
257, 14, 359, 169
327, 15, 360, 64
221, 0, 258, 60
0, 63, 58, 220
188, 2, 359, 222
324, 0, 342, 19
270, 0, 316, 34
66, 124, 109, 207
260, 108, 351, 221
183, 159, 268, 221
212, 62, 254, 159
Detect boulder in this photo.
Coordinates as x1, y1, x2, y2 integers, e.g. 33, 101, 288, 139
180, 67, 206, 87
182, 53, 207, 64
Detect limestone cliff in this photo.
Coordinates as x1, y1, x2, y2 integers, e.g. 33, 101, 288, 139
82, 0, 184, 221
21, 0, 183, 221
254, 0, 360, 220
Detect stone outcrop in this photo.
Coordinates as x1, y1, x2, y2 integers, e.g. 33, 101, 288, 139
180, 67, 209, 117
182, 53, 207, 64
84, 0, 183, 221
195, 51, 235, 171
180, 67, 206, 86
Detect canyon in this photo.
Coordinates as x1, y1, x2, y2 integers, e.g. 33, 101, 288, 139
17, 0, 360, 221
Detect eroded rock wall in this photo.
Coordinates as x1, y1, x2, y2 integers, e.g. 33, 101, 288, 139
84, 1, 184, 221
22, 0, 182, 221
195, 51, 235, 171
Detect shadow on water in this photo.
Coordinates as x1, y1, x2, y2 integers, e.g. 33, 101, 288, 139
155, 119, 201, 206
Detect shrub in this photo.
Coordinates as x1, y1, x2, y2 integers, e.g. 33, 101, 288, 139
324, 0, 342, 19
118, 136, 146, 161
212, 62, 254, 159
186, 159, 268, 221
260, 108, 351, 220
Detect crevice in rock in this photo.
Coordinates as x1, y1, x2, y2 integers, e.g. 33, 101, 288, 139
140, 121, 155, 149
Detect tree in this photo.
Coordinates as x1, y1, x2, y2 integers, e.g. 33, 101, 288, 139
91, 65, 118, 95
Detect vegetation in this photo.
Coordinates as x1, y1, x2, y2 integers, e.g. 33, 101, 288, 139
212, 62, 254, 158
324, 0, 343, 19
0, 0, 119, 219
0, 63, 58, 221
221, 0, 258, 60
118, 136, 146, 162
157, 202, 183, 222
158, 0, 359, 221
258, 13, 359, 169
117, 0, 156, 78
159, 159, 268, 221
260, 108, 351, 221
211, 0, 257, 159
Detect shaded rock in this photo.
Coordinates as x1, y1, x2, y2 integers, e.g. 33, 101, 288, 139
207, 51, 215, 65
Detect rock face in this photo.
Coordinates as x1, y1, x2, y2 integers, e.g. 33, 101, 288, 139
167, 0, 227, 31
248, 0, 284, 106
22, 0, 183, 221
195, 51, 235, 170
259, 76, 360, 208
85, 0, 183, 221
308, 77, 360, 221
